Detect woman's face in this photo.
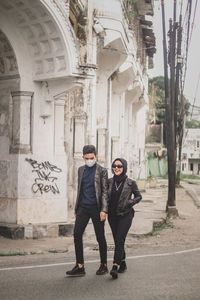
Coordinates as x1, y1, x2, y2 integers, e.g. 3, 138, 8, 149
112, 160, 123, 176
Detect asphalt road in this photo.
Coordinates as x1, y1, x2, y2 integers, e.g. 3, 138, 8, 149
1, 244, 200, 300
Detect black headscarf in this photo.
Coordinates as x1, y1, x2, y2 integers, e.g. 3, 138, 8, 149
109, 158, 128, 215
112, 158, 128, 183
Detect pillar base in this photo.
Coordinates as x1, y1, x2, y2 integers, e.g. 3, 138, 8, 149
167, 206, 179, 218
0, 222, 75, 239
0, 224, 24, 239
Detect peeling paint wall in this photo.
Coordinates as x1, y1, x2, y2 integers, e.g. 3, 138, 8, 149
0, 198, 17, 223
0, 82, 19, 201
0, 94, 9, 138
0, 84, 19, 223
0, 161, 10, 198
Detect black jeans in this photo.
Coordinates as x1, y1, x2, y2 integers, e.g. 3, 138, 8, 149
74, 204, 107, 264
108, 209, 134, 265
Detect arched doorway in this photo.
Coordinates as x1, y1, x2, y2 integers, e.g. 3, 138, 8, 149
0, 0, 81, 236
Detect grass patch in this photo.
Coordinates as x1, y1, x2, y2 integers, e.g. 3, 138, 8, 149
0, 252, 28, 257
180, 173, 200, 180
30, 251, 44, 255
159, 173, 200, 181
47, 249, 67, 254
153, 220, 174, 235
48, 250, 58, 254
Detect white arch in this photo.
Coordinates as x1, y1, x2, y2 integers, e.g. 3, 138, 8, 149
0, 0, 79, 89
40, 0, 78, 75
0, 13, 33, 90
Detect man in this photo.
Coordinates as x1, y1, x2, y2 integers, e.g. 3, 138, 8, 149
66, 145, 109, 276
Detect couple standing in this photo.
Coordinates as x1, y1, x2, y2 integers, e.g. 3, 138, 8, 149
66, 145, 142, 279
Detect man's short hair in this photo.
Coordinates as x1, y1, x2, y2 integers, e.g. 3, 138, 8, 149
82, 145, 96, 155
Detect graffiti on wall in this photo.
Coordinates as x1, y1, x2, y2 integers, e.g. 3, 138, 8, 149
25, 158, 62, 195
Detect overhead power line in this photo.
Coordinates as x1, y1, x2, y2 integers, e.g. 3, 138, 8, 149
182, 0, 193, 93
190, 72, 200, 120
189, 0, 199, 45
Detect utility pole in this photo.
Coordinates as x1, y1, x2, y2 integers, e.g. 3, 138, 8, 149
161, 0, 169, 158
161, 0, 178, 216
168, 17, 176, 207
169, 1, 177, 207
175, 4, 182, 145
175, 10, 183, 185
161, 0, 169, 145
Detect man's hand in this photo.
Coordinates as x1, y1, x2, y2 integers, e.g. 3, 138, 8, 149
74, 211, 77, 218
100, 211, 107, 222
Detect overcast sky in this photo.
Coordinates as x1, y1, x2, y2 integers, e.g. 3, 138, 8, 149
148, 0, 200, 107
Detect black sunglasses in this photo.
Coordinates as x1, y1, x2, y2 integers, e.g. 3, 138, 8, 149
112, 164, 123, 169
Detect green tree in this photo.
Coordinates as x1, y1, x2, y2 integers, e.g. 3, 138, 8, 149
148, 76, 190, 147
186, 119, 200, 128
148, 76, 166, 144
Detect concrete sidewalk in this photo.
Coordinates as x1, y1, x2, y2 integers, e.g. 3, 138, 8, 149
0, 180, 168, 256
183, 181, 200, 208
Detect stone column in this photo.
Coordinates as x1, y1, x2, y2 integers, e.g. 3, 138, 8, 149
54, 99, 65, 155
97, 128, 107, 163
111, 136, 120, 161
10, 91, 33, 154
73, 114, 87, 159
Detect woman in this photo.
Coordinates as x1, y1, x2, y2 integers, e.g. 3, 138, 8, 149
108, 158, 142, 279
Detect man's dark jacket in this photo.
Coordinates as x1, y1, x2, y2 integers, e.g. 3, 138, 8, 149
108, 177, 142, 216
75, 163, 109, 213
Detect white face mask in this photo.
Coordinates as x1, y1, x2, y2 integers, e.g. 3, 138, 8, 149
85, 159, 96, 168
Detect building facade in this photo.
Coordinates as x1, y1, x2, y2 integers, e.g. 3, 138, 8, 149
0, 0, 155, 237
182, 129, 200, 175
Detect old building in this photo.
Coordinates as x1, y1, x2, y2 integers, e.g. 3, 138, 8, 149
0, 0, 155, 238
182, 129, 200, 175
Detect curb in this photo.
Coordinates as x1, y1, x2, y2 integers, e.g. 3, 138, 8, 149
186, 189, 200, 208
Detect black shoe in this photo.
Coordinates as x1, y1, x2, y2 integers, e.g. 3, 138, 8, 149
110, 265, 118, 279
66, 265, 85, 277
118, 261, 127, 273
96, 263, 108, 275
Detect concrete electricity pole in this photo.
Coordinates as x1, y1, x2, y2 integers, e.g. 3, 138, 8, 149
161, 0, 178, 217
175, 9, 183, 185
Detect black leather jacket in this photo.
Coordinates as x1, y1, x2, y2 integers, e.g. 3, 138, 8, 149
75, 163, 109, 213
108, 177, 142, 216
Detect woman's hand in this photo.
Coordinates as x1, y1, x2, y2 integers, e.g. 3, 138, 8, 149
100, 211, 107, 222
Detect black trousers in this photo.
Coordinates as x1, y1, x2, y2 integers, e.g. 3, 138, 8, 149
108, 209, 134, 265
74, 204, 107, 264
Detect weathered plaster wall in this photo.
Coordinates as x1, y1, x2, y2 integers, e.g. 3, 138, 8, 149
0, 0, 154, 228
